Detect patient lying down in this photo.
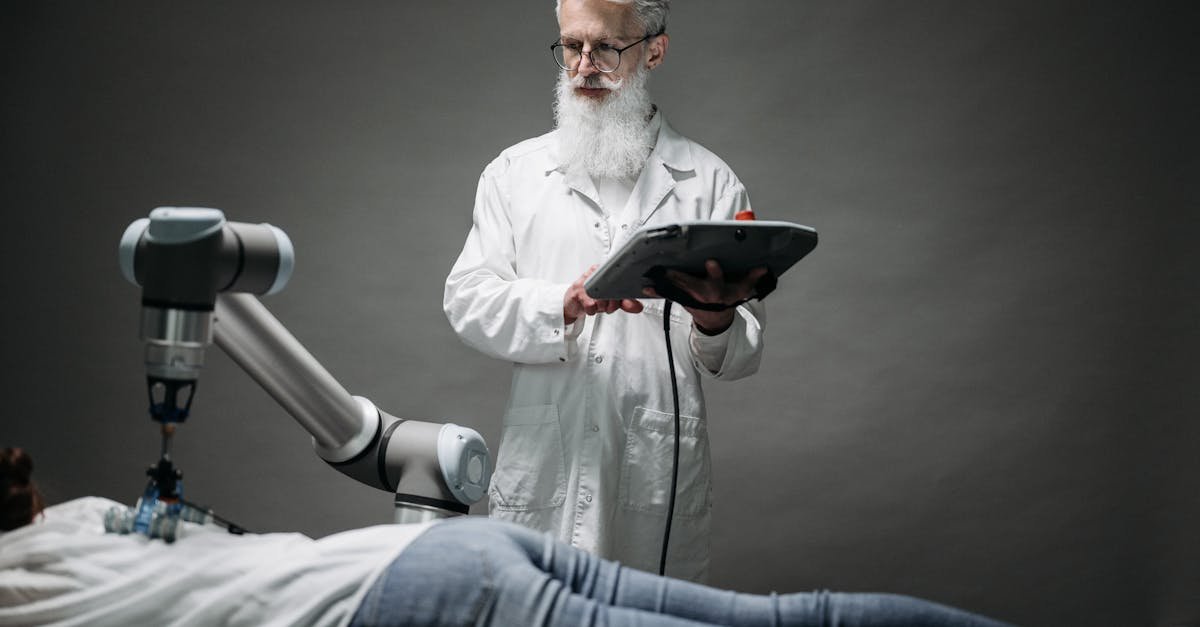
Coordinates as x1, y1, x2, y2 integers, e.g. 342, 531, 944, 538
0, 448, 1009, 626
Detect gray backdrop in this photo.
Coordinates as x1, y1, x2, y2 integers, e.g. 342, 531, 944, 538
2, 2, 1196, 625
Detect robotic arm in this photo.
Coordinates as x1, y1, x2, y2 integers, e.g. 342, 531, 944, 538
114, 207, 490, 538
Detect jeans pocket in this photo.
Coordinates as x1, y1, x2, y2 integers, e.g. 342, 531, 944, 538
618, 406, 712, 518
490, 404, 567, 511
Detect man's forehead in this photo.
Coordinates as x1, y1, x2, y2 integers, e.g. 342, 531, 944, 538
558, 0, 638, 40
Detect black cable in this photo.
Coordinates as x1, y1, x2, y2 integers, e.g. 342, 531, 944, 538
659, 300, 682, 577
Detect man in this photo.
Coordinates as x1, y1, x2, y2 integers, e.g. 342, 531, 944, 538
443, 0, 765, 581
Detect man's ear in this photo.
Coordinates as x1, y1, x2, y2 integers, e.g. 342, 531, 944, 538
646, 33, 669, 69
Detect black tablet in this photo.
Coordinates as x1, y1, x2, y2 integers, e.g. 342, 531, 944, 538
584, 220, 818, 300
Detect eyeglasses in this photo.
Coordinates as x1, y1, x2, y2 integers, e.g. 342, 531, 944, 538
550, 32, 661, 73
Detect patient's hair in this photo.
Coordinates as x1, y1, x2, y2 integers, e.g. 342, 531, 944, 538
1, 447, 44, 531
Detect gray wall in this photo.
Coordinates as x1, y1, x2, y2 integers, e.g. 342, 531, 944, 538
2, 2, 1196, 625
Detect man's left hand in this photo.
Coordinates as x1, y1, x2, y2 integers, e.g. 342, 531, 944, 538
643, 259, 767, 335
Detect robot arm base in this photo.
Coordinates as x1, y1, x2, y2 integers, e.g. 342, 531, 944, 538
323, 404, 491, 517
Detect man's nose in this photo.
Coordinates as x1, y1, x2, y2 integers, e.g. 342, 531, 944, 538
576, 49, 600, 77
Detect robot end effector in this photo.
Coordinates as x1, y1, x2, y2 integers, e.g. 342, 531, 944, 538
119, 207, 491, 521
118, 207, 294, 423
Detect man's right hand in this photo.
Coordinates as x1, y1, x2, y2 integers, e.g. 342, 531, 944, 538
564, 265, 644, 325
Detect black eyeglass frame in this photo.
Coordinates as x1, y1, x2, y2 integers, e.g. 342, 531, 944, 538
549, 30, 664, 73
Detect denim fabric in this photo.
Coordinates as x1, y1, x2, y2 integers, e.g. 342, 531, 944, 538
349, 517, 1009, 627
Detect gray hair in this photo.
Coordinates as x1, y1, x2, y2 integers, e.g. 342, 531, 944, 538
555, 0, 669, 36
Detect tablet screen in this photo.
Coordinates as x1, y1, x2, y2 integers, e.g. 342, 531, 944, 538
584, 220, 818, 300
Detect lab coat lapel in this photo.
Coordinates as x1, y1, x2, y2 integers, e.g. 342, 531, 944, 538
564, 167, 602, 210
546, 129, 603, 210
632, 155, 674, 226
549, 114, 695, 221
634, 115, 693, 225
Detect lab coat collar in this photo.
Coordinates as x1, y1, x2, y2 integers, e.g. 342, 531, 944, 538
561, 164, 601, 210
648, 111, 695, 174
546, 109, 695, 214
631, 111, 684, 224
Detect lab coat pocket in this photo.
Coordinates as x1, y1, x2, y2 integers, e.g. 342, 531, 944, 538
490, 404, 567, 511
619, 406, 712, 518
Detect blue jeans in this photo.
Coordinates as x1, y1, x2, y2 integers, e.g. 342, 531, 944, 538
350, 516, 1009, 627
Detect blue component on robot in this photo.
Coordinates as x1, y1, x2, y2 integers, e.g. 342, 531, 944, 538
148, 377, 196, 423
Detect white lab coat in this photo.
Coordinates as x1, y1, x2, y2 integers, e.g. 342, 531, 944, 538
443, 111, 764, 581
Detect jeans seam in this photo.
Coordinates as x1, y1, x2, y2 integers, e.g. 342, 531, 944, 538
465, 540, 498, 626
363, 562, 391, 624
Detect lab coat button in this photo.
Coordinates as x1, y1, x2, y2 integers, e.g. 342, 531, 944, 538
594, 355, 603, 364
585, 494, 593, 503
591, 425, 599, 432
553, 329, 560, 336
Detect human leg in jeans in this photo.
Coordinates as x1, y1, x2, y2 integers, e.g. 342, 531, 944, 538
350, 516, 1010, 627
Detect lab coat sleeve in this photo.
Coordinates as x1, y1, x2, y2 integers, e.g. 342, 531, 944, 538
443, 164, 577, 364
688, 179, 766, 380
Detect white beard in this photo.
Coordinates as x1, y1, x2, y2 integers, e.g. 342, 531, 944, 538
553, 68, 655, 180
